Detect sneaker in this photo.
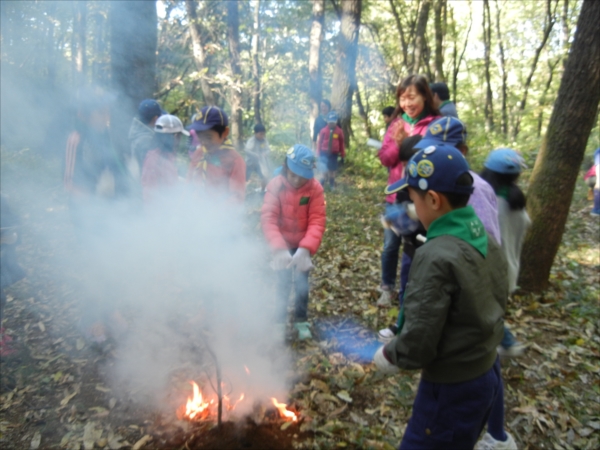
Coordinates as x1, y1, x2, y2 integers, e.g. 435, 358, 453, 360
591, 209, 600, 217
377, 290, 392, 307
475, 432, 517, 450
497, 341, 526, 358
378, 324, 398, 342
294, 322, 312, 341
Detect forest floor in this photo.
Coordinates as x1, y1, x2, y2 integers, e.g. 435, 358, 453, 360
0, 148, 599, 450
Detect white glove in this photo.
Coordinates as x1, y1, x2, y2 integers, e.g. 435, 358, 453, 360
271, 250, 293, 270
373, 346, 399, 375
289, 248, 314, 272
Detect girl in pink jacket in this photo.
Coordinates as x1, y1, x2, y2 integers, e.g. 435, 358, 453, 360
261, 145, 326, 340
377, 75, 441, 306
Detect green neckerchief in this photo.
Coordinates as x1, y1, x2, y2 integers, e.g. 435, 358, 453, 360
440, 100, 452, 108
402, 111, 427, 125
497, 186, 509, 201
426, 205, 488, 257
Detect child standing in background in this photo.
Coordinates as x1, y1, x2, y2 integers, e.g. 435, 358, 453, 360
592, 148, 600, 216
261, 145, 326, 340
141, 114, 189, 203
316, 111, 345, 190
244, 123, 271, 192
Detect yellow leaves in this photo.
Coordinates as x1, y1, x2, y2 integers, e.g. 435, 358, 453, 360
336, 390, 353, 403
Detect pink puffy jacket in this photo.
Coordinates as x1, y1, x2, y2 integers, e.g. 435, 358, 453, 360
261, 175, 326, 255
379, 115, 440, 203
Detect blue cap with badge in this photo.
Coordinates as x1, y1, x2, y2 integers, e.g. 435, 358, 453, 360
385, 143, 473, 195
286, 144, 316, 179
414, 116, 467, 150
188, 106, 229, 132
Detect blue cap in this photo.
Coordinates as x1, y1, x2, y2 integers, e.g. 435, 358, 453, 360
484, 148, 525, 175
138, 99, 163, 124
188, 106, 229, 132
385, 143, 473, 195
326, 111, 339, 123
414, 116, 467, 149
286, 144, 315, 179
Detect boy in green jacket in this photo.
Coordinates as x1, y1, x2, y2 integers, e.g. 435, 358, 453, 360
373, 143, 507, 449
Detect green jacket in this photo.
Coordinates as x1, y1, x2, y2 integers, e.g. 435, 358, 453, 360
384, 208, 507, 384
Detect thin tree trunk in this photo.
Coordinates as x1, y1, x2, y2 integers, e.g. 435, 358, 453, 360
494, 0, 507, 136
227, 0, 243, 148
72, 1, 87, 87
451, 1, 471, 103
90, 9, 108, 85
561, 0, 570, 68
512, 0, 557, 139
388, 0, 409, 71
433, 0, 446, 81
412, 0, 431, 75
536, 58, 560, 137
309, 0, 325, 135
519, 0, 600, 293
355, 85, 372, 138
185, 0, 216, 105
331, 0, 362, 149
252, 0, 262, 124
482, 0, 494, 132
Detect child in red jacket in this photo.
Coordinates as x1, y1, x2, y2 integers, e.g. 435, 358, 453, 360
261, 145, 326, 340
316, 111, 345, 190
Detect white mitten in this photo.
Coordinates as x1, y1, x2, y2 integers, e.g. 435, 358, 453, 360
271, 250, 293, 270
289, 248, 314, 272
373, 346, 399, 375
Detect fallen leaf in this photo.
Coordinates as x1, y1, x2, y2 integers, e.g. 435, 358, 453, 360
30, 431, 41, 449
95, 384, 111, 393
281, 421, 293, 431
336, 390, 353, 403
132, 434, 152, 450
38, 322, 45, 332
76, 339, 85, 350
109, 398, 117, 409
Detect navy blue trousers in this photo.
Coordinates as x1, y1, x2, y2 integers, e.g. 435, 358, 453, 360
399, 358, 501, 449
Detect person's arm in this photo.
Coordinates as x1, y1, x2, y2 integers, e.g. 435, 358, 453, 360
298, 185, 326, 255
338, 127, 346, 158
261, 180, 289, 250
383, 247, 456, 370
378, 119, 403, 168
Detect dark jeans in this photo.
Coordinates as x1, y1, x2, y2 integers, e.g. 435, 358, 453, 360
398, 252, 412, 306
381, 204, 403, 288
276, 249, 309, 322
400, 358, 501, 449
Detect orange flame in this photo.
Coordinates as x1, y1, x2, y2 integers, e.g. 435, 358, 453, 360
271, 398, 298, 422
184, 381, 212, 420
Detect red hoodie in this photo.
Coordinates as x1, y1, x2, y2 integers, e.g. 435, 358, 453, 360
261, 175, 326, 255
141, 149, 178, 203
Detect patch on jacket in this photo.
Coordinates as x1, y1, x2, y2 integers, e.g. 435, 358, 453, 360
299, 196, 310, 205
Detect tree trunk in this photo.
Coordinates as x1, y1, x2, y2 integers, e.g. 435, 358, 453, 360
494, 0, 507, 136
451, 2, 472, 103
331, 0, 362, 149
512, 0, 557, 139
355, 85, 372, 138
519, 0, 600, 293
482, 0, 494, 131
90, 8, 108, 85
412, 0, 431, 75
433, 0, 446, 81
388, 0, 409, 71
536, 58, 560, 137
227, 0, 243, 149
185, 0, 216, 105
251, 0, 262, 124
110, 0, 157, 157
309, 0, 324, 134
72, 1, 87, 87
561, 0, 570, 69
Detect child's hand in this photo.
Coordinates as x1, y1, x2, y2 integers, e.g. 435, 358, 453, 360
271, 250, 292, 270
289, 248, 314, 272
373, 346, 399, 375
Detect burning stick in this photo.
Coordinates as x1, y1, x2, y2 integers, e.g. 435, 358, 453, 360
203, 344, 223, 427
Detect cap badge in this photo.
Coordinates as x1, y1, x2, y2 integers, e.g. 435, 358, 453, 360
408, 161, 418, 178
424, 145, 436, 155
197, 111, 203, 120
416, 159, 434, 177
429, 124, 443, 135
287, 147, 295, 155
418, 179, 428, 190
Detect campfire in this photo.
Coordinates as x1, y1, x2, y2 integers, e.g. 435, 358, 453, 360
176, 380, 297, 423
